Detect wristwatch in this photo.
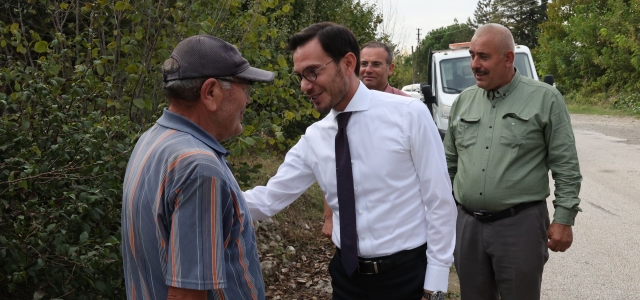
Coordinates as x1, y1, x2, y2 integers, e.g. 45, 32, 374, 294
423, 291, 446, 300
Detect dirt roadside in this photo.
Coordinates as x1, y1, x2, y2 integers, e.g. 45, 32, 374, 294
570, 114, 639, 144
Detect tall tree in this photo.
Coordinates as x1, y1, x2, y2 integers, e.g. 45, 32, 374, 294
470, 0, 494, 28
414, 20, 476, 82
370, 0, 408, 50
497, 0, 548, 47
469, 0, 548, 48
538, 0, 640, 93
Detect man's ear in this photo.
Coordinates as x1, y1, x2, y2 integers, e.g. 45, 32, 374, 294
342, 52, 357, 75
505, 50, 515, 68
200, 78, 221, 112
388, 62, 395, 76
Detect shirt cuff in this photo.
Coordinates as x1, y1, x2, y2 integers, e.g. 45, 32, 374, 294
552, 206, 578, 226
423, 264, 450, 292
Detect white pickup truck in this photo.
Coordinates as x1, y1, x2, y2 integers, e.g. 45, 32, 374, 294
420, 42, 553, 139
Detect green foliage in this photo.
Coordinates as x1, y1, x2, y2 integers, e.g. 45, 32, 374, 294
0, 0, 381, 298
0, 58, 134, 298
414, 21, 475, 82
471, 0, 497, 27
612, 94, 640, 114
537, 0, 640, 117
389, 53, 414, 88
469, 0, 548, 49
419, 21, 475, 52
484, 0, 548, 48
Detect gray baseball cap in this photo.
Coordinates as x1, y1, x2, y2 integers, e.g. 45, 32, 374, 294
163, 35, 275, 83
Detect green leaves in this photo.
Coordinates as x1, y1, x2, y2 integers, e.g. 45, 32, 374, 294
538, 0, 640, 94
0, 0, 383, 298
79, 232, 89, 244
114, 1, 127, 11
277, 55, 288, 68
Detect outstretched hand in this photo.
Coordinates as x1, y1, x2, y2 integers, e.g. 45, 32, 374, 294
547, 222, 573, 252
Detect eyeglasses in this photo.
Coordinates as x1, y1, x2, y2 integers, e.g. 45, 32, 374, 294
290, 60, 334, 85
360, 61, 389, 69
216, 77, 254, 94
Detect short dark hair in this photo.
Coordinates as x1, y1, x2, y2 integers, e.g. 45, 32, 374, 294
286, 22, 360, 75
361, 41, 393, 64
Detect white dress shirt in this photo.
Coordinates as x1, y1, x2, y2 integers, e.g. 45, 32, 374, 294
243, 82, 456, 292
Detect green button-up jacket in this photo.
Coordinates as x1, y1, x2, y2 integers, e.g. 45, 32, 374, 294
444, 71, 582, 225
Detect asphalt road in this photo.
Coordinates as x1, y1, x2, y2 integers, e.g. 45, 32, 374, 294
541, 114, 640, 299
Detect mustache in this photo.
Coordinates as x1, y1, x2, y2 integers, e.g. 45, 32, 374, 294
473, 68, 489, 76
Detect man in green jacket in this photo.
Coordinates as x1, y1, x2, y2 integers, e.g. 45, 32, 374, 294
444, 23, 582, 300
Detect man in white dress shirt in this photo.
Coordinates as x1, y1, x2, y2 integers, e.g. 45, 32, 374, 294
243, 22, 456, 300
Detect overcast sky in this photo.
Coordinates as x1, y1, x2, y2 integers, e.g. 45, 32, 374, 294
363, 0, 480, 52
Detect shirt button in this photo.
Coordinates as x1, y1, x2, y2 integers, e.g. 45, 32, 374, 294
489, 126, 493, 129
480, 193, 483, 196
486, 146, 489, 149
362, 236, 366, 240
347, 133, 351, 136
482, 169, 485, 172
354, 186, 359, 191
359, 211, 363, 215
492, 105, 496, 108
351, 160, 355, 164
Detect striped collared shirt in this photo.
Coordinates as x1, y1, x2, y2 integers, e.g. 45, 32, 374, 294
122, 109, 264, 300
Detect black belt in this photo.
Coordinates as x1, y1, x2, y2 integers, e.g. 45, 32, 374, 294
457, 200, 544, 223
337, 243, 427, 275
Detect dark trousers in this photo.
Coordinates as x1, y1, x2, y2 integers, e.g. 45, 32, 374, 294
454, 202, 550, 300
329, 247, 427, 300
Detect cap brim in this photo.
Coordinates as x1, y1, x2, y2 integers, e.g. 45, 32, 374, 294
236, 67, 276, 83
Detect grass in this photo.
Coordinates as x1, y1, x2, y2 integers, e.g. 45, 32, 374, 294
567, 103, 640, 118
564, 90, 640, 118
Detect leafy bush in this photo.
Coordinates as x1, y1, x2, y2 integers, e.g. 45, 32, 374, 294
0, 58, 137, 298
0, 0, 381, 298
538, 0, 640, 94
611, 93, 640, 114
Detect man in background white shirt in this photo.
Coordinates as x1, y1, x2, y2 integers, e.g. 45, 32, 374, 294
243, 22, 456, 300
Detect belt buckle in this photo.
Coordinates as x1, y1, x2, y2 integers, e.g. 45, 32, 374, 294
473, 210, 492, 219
358, 260, 378, 274
473, 210, 487, 217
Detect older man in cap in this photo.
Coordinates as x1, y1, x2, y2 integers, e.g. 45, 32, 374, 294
121, 35, 275, 300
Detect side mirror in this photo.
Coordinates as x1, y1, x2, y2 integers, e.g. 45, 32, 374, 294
420, 84, 437, 106
543, 74, 554, 86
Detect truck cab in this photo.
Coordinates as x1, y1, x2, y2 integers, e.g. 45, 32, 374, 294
421, 43, 547, 139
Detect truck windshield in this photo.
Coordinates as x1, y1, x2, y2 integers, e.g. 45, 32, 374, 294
440, 53, 533, 94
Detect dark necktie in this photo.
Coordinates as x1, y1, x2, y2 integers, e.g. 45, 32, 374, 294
335, 112, 358, 276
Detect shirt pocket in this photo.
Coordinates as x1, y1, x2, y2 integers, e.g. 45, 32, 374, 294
455, 117, 481, 149
500, 113, 530, 148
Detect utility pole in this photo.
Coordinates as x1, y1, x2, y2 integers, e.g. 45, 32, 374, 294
411, 46, 415, 84
416, 28, 421, 82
